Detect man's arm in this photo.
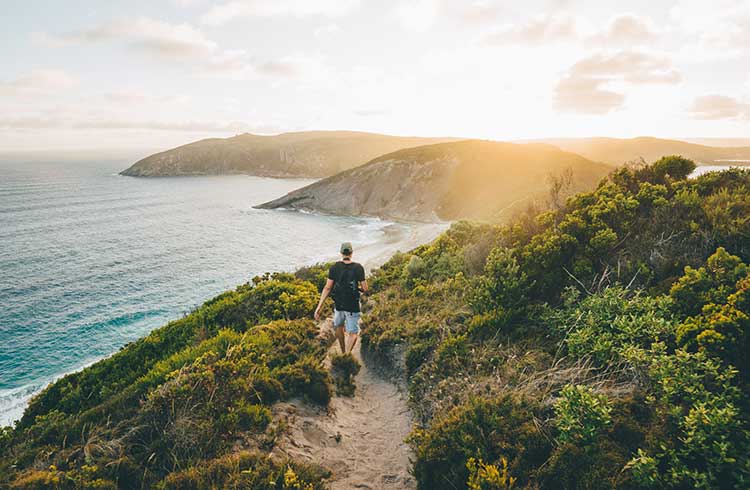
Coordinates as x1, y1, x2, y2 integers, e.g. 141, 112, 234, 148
314, 278, 334, 321
357, 264, 368, 294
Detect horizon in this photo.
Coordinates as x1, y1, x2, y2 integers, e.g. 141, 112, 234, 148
4, 132, 750, 161
2, 1, 749, 152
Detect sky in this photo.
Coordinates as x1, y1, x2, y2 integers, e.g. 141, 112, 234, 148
1, 0, 749, 152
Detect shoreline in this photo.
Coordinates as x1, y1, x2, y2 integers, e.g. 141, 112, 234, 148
0, 218, 447, 428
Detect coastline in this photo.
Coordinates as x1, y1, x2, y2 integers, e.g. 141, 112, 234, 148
0, 216, 447, 427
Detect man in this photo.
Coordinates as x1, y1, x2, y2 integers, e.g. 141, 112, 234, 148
314, 242, 368, 354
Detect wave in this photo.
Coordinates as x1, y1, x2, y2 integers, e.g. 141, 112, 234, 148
0, 356, 101, 427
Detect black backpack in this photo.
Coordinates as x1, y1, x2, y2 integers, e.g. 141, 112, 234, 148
333, 264, 359, 307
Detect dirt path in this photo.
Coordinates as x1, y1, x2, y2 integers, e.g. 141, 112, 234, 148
272, 318, 415, 489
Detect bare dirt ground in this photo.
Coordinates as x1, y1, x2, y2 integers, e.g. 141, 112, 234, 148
272, 318, 415, 489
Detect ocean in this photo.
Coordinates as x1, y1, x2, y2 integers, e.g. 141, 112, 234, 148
0, 157, 442, 426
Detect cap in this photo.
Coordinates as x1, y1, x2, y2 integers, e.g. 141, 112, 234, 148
340, 242, 353, 254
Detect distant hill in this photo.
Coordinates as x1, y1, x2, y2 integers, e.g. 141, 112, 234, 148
120, 131, 457, 177
256, 140, 612, 222
684, 137, 750, 147
539, 136, 750, 165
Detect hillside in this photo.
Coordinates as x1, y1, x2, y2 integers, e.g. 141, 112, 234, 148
256, 140, 612, 222
359, 158, 750, 488
541, 136, 750, 165
120, 131, 456, 178
2, 159, 749, 489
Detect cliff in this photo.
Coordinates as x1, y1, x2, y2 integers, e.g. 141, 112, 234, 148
120, 131, 456, 177
256, 140, 612, 222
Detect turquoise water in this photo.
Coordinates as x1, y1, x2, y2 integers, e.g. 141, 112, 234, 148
0, 158, 414, 425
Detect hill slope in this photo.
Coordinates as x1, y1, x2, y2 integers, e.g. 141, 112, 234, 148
541, 136, 750, 165
2, 162, 748, 489
120, 131, 457, 178
256, 140, 612, 222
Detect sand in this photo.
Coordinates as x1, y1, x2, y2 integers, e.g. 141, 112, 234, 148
272, 318, 415, 489
358, 222, 448, 273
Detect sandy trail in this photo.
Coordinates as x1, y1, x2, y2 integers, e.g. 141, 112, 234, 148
272, 318, 415, 489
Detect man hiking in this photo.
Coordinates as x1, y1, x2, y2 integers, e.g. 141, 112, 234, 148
314, 242, 368, 354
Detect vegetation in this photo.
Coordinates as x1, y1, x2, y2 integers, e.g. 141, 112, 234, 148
0, 268, 334, 489
361, 159, 750, 488
3, 157, 749, 489
330, 353, 361, 396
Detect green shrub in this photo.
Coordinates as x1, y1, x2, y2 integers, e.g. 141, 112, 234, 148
157, 451, 328, 489
550, 286, 676, 366
466, 457, 515, 490
669, 247, 749, 318
553, 385, 612, 446
403, 255, 427, 286
330, 353, 361, 397
294, 262, 334, 293
276, 356, 332, 405
623, 347, 749, 488
221, 401, 271, 433
469, 247, 530, 315
410, 396, 550, 489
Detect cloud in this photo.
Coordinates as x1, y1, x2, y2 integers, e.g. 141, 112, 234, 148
37, 17, 318, 80
688, 94, 750, 120
0, 114, 278, 133
0, 70, 78, 98
102, 91, 190, 106
590, 13, 659, 45
669, 0, 750, 56
395, 0, 439, 33
482, 12, 660, 47
41, 17, 217, 59
482, 13, 578, 45
314, 23, 341, 37
354, 108, 390, 117
555, 50, 681, 114
554, 76, 626, 114
569, 51, 681, 84
395, 1, 506, 31
201, 0, 359, 25
451, 1, 505, 24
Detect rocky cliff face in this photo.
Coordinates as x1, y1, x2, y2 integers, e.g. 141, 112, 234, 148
258, 156, 460, 222
256, 140, 613, 222
120, 131, 456, 178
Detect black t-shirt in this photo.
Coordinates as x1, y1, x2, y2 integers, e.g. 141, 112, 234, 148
328, 261, 366, 312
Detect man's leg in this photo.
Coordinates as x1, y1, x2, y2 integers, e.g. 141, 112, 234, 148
335, 326, 346, 353
345, 332, 358, 354
332, 310, 346, 353
345, 312, 360, 354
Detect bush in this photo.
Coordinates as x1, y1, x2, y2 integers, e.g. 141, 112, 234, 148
403, 255, 427, 286
276, 356, 332, 405
469, 247, 530, 315
158, 451, 329, 489
330, 353, 361, 397
466, 457, 515, 490
623, 347, 749, 488
553, 385, 612, 446
669, 247, 748, 318
549, 286, 676, 366
410, 396, 550, 489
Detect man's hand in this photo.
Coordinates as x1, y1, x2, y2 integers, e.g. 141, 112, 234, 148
315, 278, 334, 322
